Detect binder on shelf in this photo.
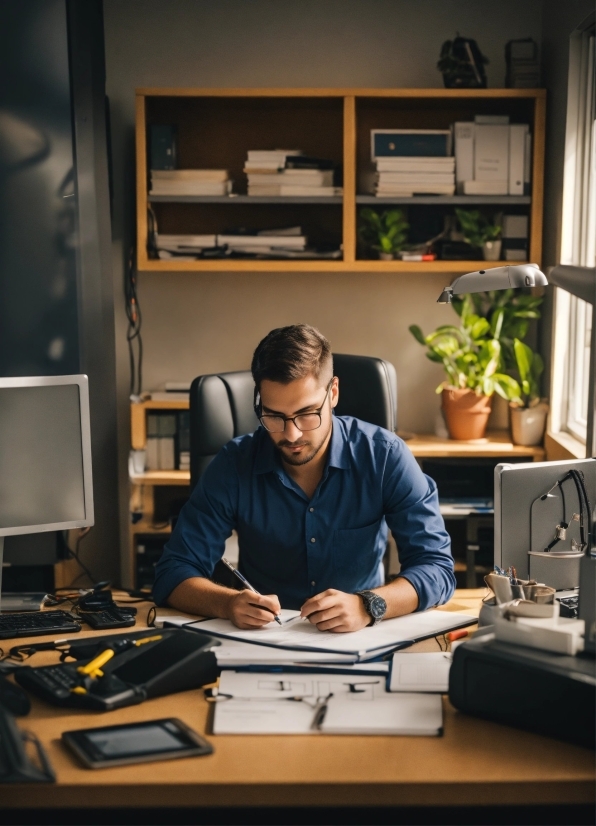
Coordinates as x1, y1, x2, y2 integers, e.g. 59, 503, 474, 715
453, 122, 475, 195
508, 125, 528, 195
150, 125, 177, 171
474, 124, 509, 182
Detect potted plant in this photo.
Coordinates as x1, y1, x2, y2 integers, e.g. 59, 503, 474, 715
409, 297, 517, 440
451, 288, 544, 371
455, 208, 502, 261
358, 208, 409, 260
496, 338, 549, 445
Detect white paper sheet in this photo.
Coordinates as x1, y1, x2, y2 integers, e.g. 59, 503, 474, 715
213, 671, 441, 735
320, 692, 443, 736
192, 609, 477, 659
389, 653, 452, 693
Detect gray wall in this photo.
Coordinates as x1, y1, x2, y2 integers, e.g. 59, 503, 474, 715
103, 0, 544, 580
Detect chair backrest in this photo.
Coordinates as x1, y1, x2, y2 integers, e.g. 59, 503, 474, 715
189, 355, 397, 489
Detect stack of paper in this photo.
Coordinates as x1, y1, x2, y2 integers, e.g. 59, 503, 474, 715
212, 670, 443, 736
187, 608, 476, 662
245, 150, 341, 196
375, 157, 456, 197
150, 169, 232, 196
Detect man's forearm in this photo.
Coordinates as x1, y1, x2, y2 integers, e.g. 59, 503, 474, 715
374, 576, 419, 618
167, 576, 238, 619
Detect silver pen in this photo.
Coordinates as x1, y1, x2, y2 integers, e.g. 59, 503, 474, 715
221, 557, 283, 625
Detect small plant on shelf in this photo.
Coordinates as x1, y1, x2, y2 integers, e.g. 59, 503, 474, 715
493, 338, 548, 446
358, 208, 409, 260
455, 208, 502, 261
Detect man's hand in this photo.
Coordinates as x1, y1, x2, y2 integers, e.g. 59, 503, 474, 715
300, 589, 370, 633
227, 590, 281, 630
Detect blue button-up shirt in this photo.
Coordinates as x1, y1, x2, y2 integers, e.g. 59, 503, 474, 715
153, 416, 456, 611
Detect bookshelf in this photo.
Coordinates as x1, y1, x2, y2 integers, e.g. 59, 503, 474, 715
135, 87, 545, 273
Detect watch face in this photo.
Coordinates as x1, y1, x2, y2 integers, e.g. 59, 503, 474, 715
369, 595, 387, 619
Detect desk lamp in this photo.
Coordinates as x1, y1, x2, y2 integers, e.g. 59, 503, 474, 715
436, 263, 548, 304
436, 262, 596, 654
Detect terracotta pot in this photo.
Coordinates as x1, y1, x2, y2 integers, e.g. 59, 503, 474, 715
510, 402, 549, 446
441, 387, 493, 441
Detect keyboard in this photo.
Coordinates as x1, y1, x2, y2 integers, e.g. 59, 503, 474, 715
0, 610, 81, 639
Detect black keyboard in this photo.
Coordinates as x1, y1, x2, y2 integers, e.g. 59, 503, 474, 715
16, 663, 84, 704
0, 610, 81, 639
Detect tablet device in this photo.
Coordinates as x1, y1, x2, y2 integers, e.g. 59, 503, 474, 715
62, 718, 212, 768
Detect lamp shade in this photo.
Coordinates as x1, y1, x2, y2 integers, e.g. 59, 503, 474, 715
437, 264, 548, 303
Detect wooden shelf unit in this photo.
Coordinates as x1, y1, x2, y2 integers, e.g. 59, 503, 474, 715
135, 87, 546, 273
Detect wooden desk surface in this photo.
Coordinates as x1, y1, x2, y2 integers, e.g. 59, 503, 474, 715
2, 591, 593, 810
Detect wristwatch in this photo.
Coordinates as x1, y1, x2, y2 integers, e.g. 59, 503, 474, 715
356, 590, 387, 626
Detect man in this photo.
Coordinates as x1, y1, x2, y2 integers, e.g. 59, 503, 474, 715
154, 324, 455, 632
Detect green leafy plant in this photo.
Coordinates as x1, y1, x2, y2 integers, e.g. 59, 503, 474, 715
409, 296, 517, 398
455, 208, 501, 249
358, 208, 409, 256
451, 289, 543, 370
494, 338, 544, 407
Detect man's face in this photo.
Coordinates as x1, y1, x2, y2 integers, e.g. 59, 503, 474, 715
259, 374, 338, 467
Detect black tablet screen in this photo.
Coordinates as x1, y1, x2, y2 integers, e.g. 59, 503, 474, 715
85, 722, 185, 757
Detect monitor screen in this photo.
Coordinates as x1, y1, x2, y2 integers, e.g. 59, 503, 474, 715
0, 376, 93, 534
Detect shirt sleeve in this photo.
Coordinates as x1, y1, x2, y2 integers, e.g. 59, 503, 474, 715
382, 439, 456, 611
152, 445, 239, 606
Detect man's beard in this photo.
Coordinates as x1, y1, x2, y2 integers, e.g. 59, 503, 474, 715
274, 420, 332, 466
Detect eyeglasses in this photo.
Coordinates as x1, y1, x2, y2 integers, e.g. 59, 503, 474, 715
258, 379, 334, 434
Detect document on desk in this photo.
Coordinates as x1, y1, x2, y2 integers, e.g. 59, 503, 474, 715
389, 653, 452, 693
191, 609, 476, 661
212, 671, 442, 735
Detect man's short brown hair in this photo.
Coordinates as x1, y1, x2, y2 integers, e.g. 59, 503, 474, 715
251, 324, 332, 388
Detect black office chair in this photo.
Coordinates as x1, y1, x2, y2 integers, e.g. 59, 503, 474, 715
189, 354, 397, 491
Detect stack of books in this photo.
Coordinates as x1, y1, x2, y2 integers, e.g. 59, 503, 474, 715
155, 228, 313, 259
371, 130, 455, 197
245, 150, 340, 197
150, 169, 232, 197
453, 116, 531, 195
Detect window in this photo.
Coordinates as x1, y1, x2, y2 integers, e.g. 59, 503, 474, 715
551, 19, 595, 448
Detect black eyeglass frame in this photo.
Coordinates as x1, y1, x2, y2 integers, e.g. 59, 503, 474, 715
254, 379, 335, 433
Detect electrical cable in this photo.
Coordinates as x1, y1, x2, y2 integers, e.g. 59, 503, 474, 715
67, 527, 97, 587
124, 242, 143, 397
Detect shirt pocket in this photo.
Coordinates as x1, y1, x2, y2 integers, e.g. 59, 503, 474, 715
332, 519, 384, 585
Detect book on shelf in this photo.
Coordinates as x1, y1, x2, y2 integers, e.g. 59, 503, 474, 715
462, 180, 509, 195
245, 170, 335, 186
502, 214, 529, 260
150, 180, 233, 196
151, 169, 229, 182
376, 172, 456, 185
474, 124, 509, 183
156, 234, 218, 252
371, 129, 452, 159
376, 157, 455, 173
453, 122, 474, 194
218, 233, 306, 249
246, 149, 303, 163
248, 185, 341, 197
376, 184, 456, 196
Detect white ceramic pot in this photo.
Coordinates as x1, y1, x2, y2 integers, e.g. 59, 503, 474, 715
510, 402, 549, 446
482, 240, 502, 261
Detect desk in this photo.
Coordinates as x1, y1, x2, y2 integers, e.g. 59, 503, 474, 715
2, 591, 593, 812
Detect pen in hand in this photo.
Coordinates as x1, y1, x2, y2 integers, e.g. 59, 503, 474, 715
221, 558, 283, 626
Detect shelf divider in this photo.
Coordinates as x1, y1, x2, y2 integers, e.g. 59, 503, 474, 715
343, 95, 356, 263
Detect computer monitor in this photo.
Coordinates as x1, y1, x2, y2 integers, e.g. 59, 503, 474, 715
0, 375, 94, 610
494, 458, 596, 586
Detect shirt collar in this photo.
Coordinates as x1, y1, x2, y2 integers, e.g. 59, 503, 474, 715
254, 416, 349, 475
